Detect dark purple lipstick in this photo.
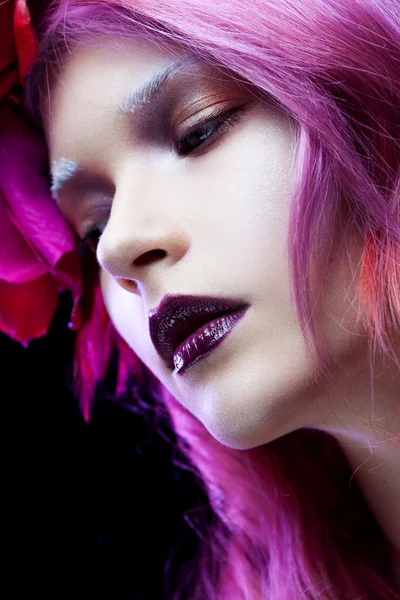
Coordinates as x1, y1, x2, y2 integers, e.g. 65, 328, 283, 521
148, 294, 250, 375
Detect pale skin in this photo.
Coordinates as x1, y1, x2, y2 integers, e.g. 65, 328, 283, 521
44, 37, 400, 585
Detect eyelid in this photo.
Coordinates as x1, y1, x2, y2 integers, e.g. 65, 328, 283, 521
80, 202, 111, 236
175, 105, 246, 157
173, 100, 250, 138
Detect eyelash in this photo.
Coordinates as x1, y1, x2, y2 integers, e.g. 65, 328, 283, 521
175, 105, 244, 156
79, 106, 245, 255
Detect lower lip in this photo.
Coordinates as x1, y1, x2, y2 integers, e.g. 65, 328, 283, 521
173, 307, 249, 376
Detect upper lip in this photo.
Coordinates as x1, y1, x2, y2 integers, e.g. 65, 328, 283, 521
148, 293, 249, 369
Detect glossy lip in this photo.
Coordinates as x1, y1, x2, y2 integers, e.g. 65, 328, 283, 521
148, 294, 250, 371
172, 307, 249, 375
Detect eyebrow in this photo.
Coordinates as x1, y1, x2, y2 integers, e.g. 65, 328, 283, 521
51, 56, 198, 197
51, 157, 82, 198
114, 56, 195, 115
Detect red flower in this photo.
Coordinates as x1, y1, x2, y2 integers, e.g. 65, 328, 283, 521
0, 0, 37, 99
0, 1, 82, 345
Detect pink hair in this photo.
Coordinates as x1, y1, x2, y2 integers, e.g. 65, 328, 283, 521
24, 0, 400, 597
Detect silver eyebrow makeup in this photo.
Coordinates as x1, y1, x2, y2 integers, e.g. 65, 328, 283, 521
51, 157, 81, 199
114, 56, 196, 115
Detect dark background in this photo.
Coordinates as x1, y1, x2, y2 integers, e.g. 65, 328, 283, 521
2, 292, 208, 597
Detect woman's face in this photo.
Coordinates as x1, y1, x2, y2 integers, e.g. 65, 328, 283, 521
46, 37, 367, 449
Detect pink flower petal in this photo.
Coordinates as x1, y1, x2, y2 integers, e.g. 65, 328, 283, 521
0, 190, 47, 282
0, 107, 77, 269
0, 106, 83, 344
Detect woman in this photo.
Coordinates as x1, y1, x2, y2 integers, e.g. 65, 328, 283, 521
1, 0, 399, 597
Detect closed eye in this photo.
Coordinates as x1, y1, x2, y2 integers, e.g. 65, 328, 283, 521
175, 105, 246, 156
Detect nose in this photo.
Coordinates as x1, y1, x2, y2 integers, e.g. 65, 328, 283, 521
97, 167, 190, 295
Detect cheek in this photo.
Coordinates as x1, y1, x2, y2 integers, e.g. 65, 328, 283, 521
194, 108, 296, 303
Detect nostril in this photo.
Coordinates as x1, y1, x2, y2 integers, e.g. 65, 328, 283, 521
116, 278, 138, 293
125, 279, 139, 292
133, 249, 166, 267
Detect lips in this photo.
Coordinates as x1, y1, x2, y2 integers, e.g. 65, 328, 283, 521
148, 293, 249, 371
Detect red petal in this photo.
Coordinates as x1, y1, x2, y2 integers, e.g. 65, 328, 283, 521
0, 0, 16, 74
13, 0, 38, 82
0, 275, 59, 346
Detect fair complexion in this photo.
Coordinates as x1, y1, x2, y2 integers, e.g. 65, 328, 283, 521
44, 37, 399, 582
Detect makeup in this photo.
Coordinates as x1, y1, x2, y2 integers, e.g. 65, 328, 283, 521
51, 157, 81, 198
148, 293, 250, 374
115, 56, 196, 115
172, 308, 249, 375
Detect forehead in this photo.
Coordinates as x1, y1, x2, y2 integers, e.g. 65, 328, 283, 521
52, 36, 188, 97
45, 37, 189, 154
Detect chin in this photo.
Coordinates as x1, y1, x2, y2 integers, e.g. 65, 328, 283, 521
194, 397, 270, 451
